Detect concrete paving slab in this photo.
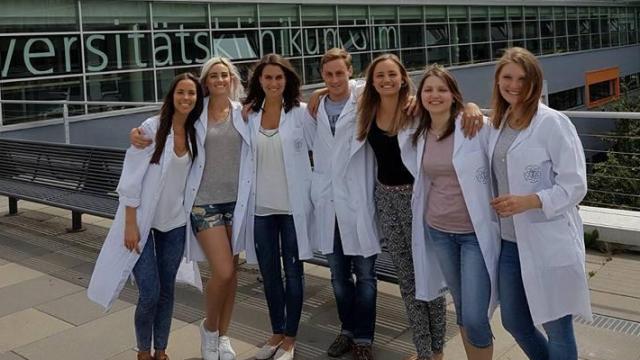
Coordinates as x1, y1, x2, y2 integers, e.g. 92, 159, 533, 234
0, 263, 44, 289
589, 256, 640, 298
0, 308, 74, 353
106, 349, 137, 360
0, 259, 7, 266
36, 291, 132, 326
0, 275, 84, 318
0, 351, 26, 360
590, 290, 640, 323
575, 322, 640, 360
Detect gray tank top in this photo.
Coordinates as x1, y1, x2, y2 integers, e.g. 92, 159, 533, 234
194, 112, 242, 205
491, 124, 520, 242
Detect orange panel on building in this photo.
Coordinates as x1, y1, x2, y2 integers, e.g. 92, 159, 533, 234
585, 67, 620, 108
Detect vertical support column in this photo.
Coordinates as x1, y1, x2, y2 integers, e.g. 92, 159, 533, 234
8, 197, 18, 215
63, 104, 70, 144
71, 211, 84, 232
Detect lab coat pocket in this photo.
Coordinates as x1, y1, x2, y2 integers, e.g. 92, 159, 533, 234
528, 218, 579, 267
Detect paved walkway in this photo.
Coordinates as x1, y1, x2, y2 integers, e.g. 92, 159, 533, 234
0, 199, 639, 360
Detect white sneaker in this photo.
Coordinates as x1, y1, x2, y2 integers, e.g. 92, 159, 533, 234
218, 336, 237, 360
254, 341, 281, 360
200, 319, 219, 360
274, 345, 295, 360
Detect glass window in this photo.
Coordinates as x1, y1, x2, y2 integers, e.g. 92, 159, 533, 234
401, 49, 425, 71
525, 21, 539, 38
86, 71, 155, 103
541, 38, 554, 54
591, 33, 601, 48
510, 22, 524, 39
303, 56, 322, 84
373, 25, 399, 50
490, 6, 506, 21
260, 28, 301, 57
82, 0, 149, 31
84, 32, 152, 72
554, 7, 566, 20
470, 7, 488, 22
259, 4, 299, 28
540, 7, 553, 20
492, 41, 508, 60
567, 8, 577, 20
370, 6, 396, 25
448, 7, 468, 23
338, 6, 368, 26
156, 66, 199, 99
339, 27, 370, 53
152, 31, 210, 68
525, 38, 540, 54
580, 35, 590, 50
567, 20, 578, 35
568, 36, 579, 51
349, 52, 371, 78
589, 80, 613, 103
450, 23, 470, 44
491, 23, 508, 41
555, 20, 567, 36
213, 30, 259, 60
578, 7, 589, 19
549, 88, 579, 110
451, 44, 471, 65
580, 19, 590, 34
1, 35, 82, 79
0, 0, 77, 33
427, 46, 450, 66
426, 24, 449, 46
426, 6, 447, 23
400, 6, 422, 24
211, 3, 257, 29
525, 7, 537, 21
152, 3, 207, 30
400, 25, 424, 48
472, 23, 489, 42
302, 27, 340, 56
555, 37, 568, 52
472, 43, 490, 62
301, 6, 336, 27
540, 21, 554, 38
1, 76, 84, 125
508, 6, 523, 20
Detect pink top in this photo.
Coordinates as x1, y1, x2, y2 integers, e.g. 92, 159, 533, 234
422, 131, 474, 233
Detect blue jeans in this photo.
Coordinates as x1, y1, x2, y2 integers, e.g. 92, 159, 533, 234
427, 227, 493, 348
326, 224, 377, 344
254, 215, 304, 337
499, 240, 577, 360
132, 226, 186, 351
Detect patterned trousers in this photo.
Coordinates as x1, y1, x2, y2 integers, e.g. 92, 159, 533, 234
374, 182, 447, 359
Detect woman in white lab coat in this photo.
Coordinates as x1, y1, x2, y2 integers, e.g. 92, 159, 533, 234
488, 47, 592, 360
88, 73, 204, 360
239, 53, 313, 360
398, 64, 500, 360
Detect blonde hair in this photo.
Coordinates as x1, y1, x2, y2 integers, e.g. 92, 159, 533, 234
199, 57, 244, 101
320, 48, 352, 71
356, 54, 413, 141
490, 47, 543, 129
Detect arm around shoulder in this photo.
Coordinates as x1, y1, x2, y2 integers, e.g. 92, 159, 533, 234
117, 117, 158, 208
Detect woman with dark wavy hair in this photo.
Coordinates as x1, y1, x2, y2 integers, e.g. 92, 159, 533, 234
238, 53, 314, 360
88, 73, 204, 360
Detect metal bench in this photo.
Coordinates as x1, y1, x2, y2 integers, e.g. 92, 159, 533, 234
307, 249, 398, 283
0, 138, 125, 230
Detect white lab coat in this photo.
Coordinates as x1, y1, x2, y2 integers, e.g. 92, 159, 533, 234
183, 97, 252, 261
486, 103, 593, 325
310, 84, 380, 257
235, 104, 315, 264
88, 116, 202, 311
398, 115, 500, 316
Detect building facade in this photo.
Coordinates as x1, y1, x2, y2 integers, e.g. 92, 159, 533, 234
1, 0, 639, 126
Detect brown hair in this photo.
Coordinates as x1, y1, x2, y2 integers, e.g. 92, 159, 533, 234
490, 47, 543, 129
412, 64, 464, 146
320, 48, 352, 71
356, 54, 413, 141
242, 53, 301, 113
151, 73, 203, 164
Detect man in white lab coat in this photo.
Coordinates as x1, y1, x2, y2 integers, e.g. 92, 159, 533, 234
307, 48, 381, 360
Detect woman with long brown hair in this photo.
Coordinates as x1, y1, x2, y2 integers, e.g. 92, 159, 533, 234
356, 54, 447, 360
488, 47, 591, 359
238, 53, 314, 360
89, 73, 204, 360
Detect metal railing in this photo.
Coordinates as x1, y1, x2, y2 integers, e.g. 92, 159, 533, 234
1, 100, 639, 211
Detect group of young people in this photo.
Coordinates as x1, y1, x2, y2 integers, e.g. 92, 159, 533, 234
87, 45, 593, 360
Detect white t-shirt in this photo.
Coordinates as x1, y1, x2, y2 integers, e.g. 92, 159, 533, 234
255, 127, 291, 216
151, 151, 191, 231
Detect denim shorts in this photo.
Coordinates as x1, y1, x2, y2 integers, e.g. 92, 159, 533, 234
191, 202, 236, 232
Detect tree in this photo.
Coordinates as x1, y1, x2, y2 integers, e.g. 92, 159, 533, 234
584, 92, 640, 210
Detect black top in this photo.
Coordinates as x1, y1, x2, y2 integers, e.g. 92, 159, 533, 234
367, 119, 415, 186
